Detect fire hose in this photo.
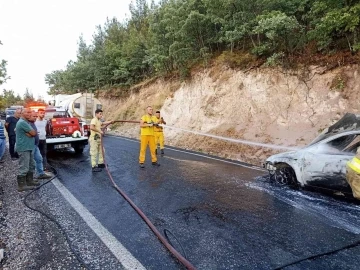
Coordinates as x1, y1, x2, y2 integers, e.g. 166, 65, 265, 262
100, 121, 196, 270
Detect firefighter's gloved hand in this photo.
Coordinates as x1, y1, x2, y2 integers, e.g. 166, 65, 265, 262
147, 122, 153, 127
153, 123, 159, 127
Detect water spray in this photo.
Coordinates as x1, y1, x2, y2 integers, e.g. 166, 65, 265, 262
161, 124, 298, 151
108, 121, 298, 151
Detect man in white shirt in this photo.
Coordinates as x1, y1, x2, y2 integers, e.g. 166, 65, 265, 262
35, 108, 48, 170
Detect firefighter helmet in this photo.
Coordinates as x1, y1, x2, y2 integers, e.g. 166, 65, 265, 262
72, 130, 81, 138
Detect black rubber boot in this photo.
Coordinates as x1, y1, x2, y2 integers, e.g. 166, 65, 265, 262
26, 172, 39, 186
155, 149, 158, 155
92, 166, 102, 172
17, 176, 34, 192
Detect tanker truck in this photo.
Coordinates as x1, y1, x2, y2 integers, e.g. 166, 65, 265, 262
52, 93, 103, 136
54, 93, 102, 123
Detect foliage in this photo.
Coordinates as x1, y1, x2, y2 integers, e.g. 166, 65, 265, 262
330, 73, 347, 91
45, 0, 360, 94
265, 52, 285, 67
23, 88, 35, 105
0, 90, 22, 110
0, 40, 10, 85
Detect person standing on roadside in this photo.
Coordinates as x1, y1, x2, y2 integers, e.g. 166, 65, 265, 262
30, 111, 51, 179
0, 121, 6, 163
346, 147, 360, 200
15, 108, 38, 192
5, 108, 21, 160
35, 108, 48, 170
154, 110, 166, 155
89, 109, 113, 172
139, 106, 160, 168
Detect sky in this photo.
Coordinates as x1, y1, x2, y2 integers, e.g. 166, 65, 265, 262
0, 0, 133, 101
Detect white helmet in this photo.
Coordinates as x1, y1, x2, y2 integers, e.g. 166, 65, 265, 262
72, 130, 81, 138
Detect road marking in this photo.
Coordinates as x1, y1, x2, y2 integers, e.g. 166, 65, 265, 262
107, 135, 267, 172
52, 178, 146, 270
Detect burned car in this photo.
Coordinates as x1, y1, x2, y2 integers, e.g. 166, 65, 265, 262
264, 113, 360, 197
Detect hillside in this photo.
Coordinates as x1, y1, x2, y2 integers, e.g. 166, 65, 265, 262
99, 64, 359, 166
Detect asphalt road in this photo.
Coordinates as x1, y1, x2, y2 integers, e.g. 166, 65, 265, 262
44, 135, 360, 270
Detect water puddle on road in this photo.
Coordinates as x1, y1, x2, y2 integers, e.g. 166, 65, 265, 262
247, 177, 360, 234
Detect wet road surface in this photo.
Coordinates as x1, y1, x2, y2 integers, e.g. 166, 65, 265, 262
45, 135, 360, 269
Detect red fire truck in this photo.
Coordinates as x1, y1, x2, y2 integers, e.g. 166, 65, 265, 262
30, 106, 89, 154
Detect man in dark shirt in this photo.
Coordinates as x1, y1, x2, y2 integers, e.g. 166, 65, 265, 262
5, 108, 21, 160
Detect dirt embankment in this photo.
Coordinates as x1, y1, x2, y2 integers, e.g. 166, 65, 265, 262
99, 64, 359, 166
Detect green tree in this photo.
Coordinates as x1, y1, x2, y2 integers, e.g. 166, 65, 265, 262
253, 11, 303, 56
309, 2, 360, 52
23, 88, 34, 104
0, 40, 10, 85
0, 89, 22, 109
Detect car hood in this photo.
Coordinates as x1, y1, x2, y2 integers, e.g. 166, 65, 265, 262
266, 150, 300, 162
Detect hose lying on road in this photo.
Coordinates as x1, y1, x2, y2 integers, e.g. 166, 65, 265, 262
100, 124, 196, 270
23, 165, 91, 270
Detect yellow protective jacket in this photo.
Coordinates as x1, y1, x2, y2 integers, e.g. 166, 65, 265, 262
346, 148, 360, 199
348, 157, 360, 174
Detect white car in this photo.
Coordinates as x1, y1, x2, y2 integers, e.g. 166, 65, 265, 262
264, 113, 360, 197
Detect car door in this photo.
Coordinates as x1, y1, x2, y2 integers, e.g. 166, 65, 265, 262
302, 134, 359, 192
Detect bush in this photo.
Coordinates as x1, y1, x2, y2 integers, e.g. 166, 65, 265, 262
216, 51, 257, 69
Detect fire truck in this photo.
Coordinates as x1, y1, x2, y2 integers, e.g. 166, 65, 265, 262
30, 105, 89, 154
44, 107, 89, 154
30, 93, 101, 154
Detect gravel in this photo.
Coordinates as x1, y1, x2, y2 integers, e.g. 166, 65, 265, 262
0, 148, 83, 269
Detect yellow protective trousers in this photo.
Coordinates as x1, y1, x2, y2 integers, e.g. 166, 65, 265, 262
139, 135, 157, 164
346, 164, 360, 200
154, 131, 165, 149
90, 137, 104, 167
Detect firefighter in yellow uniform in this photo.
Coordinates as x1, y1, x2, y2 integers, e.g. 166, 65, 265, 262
90, 109, 113, 172
154, 110, 166, 155
346, 147, 360, 199
139, 106, 160, 168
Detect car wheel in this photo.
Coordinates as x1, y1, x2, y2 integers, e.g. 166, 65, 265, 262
271, 165, 298, 187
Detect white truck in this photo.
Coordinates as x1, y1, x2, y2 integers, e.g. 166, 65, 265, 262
53, 93, 102, 122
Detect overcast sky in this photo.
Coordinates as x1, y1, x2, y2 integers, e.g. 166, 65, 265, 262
0, 0, 133, 101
